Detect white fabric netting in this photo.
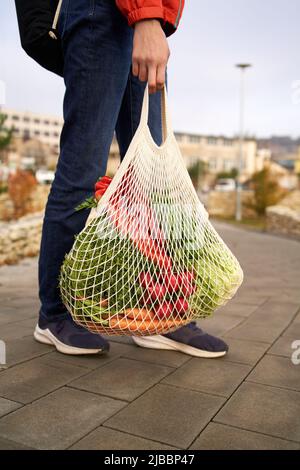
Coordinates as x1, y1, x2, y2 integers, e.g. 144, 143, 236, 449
60, 86, 243, 336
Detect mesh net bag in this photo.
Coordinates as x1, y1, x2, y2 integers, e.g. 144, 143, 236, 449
60, 85, 243, 336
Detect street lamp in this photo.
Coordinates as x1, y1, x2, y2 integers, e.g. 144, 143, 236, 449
235, 63, 252, 221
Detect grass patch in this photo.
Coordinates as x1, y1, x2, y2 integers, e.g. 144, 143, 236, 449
213, 216, 266, 231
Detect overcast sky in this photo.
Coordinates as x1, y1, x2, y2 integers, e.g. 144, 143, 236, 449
1, 0, 300, 138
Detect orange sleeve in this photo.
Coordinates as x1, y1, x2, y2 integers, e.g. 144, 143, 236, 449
116, 0, 185, 36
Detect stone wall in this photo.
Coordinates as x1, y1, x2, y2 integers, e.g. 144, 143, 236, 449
0, 212, 43, 266
207, 190, 257, 219
266, 190, 300, 240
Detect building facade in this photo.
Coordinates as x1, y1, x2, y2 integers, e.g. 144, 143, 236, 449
2, 108, 64, 154
174, 132, 269, 180
1, 108, 270, 179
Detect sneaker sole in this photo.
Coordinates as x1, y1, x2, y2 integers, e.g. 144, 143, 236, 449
34, 325, 106, 355
132, 334, 227, 358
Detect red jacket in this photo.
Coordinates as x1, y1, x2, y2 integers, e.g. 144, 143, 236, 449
116, 0, 185, 36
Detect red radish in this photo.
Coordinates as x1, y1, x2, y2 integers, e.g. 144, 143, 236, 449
160, 272, 181, 293
139, 272, 154, 289
181, 282, 197, 297
140, 293, 152, 306
174, 298, 189, 314
148, 283, 167, 301
155, 301, 173, 319
182, 271, 195, 284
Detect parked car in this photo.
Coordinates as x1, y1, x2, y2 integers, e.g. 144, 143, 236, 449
214, 178, 236, 192
35, 169, 55, 185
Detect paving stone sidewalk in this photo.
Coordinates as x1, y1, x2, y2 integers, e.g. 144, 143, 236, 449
0, 222, 300, 450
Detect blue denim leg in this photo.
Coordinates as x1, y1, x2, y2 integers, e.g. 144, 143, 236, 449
39, 0, 164, 320
39, 0, 133, 320
115, 72, 164, 158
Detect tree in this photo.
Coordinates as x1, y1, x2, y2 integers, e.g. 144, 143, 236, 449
250, 167, 285, 216
216, 168, 238, 180
188, 160, 207, 190
8, 169, 37, 218
0, 113, 13, 153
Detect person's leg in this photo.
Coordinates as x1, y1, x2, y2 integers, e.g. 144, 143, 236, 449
115, 71, 163, 157
35, 0, 134, 353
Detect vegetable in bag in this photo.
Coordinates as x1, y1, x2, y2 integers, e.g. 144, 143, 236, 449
60, 85, 243, 336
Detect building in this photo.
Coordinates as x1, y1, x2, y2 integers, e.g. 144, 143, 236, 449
1, 108, 64, 154
1, 108, 271, 179
174, 132, 270, 180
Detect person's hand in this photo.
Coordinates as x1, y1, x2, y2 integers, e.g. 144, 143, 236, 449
132, 19, 170, 94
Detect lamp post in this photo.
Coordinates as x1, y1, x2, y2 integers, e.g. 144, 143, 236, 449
235, 63, 252, 221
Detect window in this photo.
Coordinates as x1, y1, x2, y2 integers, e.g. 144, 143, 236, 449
224, 139, 233, 146
207, 137, 217, 145
209, 158, 217, 171
12, 115, 19, 121
23, 117, 30, 123
189, 135, 201, 143
175, 133, 183, 142
44, 131, 50, 137
223, 160, 234, 171
34, 131, 40, 136
34, 118, 40, 124
53, 131, 59, 137
53, 121, 59, 126
44, 120, 50, 125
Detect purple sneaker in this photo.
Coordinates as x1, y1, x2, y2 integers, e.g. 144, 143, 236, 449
34, 315, 109, 355
132, 322, 228, 358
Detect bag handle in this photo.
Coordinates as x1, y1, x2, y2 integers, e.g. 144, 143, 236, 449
140, 84, 172, 144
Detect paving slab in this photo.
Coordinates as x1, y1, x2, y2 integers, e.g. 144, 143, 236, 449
248, 300, 299, 326
0, 397, 22, 418
223, 337, 269, 365
215, 302, 259, 317
0, 307, 36, 326
190, 423, 300, 450
114, 342, 191, 368
70, 427, 176, 450
0, 437, 33, 450
230, 294, 269, 307
4, 336, 53, 367
69, 357, 173, 402
0, 387, 125, 449
283, 322, 300, 338
106, 383, 225, 449
0, 355, 88, 403
0, 322, 35, 341
215, 382, 300, 442
269, 335, 297, 358
196, 313, 245, 336
162, 358, 251, 397
247, 355, 300, 392
0, 296, 40, 311
224, 321, 285, 343
46, 341, 136, 370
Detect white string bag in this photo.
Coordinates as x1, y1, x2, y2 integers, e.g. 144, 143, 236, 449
60, 85, 243, 336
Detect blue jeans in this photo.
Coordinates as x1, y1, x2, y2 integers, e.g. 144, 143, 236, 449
39, 0, 163, 320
